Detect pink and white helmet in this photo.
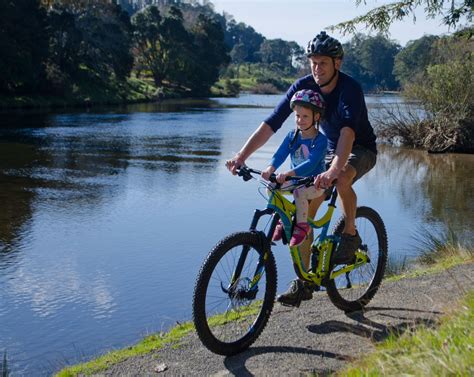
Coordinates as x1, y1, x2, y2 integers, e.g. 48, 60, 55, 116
290, 89, 325, 115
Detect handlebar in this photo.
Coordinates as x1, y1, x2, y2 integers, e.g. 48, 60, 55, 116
237, 166, 314, 187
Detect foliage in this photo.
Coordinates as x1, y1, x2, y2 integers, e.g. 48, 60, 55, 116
223, 79, 241, 96
342, 34, 401, 91
132, 6, 189, 87
393, 35, 439, 85
187, 14, 230, 94
414, 225, 473, 265
224, 19, 265, 63
0, 0, 49, 94
376, 28, 473, 152
330, 0, 473, 35
132, 6, 228, 95
404, 32, 473, 151
340, 290, 474, 377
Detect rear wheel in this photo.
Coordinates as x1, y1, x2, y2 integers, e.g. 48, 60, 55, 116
326, 207, 388, 312
192, 231, 277, 355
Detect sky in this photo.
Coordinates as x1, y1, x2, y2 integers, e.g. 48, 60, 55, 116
211, 0, 461, 47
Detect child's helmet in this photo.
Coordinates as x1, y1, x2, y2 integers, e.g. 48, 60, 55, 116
306, 31, 344, 59
290, 89, 325, 115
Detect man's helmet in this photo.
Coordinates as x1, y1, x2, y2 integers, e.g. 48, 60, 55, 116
290, 89, 325, 115
306, 31, 344, 59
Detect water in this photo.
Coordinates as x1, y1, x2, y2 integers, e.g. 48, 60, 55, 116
0, 94, 472, 375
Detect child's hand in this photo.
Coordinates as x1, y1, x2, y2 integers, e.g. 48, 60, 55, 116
261, 166, 275, 181
275, 172, 287, 184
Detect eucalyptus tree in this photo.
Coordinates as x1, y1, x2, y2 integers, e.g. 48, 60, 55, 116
393, 35, 439, 85
187, 13, 230, 94
329, 0, 472, 35
132, 5, 192, 87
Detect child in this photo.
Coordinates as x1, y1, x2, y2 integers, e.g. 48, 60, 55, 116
261, 89, 327, 247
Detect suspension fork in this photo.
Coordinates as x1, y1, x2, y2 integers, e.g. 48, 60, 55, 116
230, 208, 275, 288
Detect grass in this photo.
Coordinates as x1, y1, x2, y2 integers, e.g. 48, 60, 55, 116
55, 322, 194, 377
55, 304, 261, 376
338, 290, 474, 377
385, 226, 473, 282
337, 228, 473, 376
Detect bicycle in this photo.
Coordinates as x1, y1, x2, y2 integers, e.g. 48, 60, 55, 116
192, 166, 388, 356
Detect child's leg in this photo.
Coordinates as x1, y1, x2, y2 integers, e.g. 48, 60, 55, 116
294, 186, 325, 224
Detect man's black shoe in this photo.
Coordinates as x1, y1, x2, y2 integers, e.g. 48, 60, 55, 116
276, 279, 314, 307
333, 231, 361, 265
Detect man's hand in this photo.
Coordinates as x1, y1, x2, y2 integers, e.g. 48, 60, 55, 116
314, 168, 338, 189
225, 154, 245, 175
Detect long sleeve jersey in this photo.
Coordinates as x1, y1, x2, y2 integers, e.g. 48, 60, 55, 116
270, 129, 327, 177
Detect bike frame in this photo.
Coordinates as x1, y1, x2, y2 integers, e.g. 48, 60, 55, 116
231, 175, 369, 293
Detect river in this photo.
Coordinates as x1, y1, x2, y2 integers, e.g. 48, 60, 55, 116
0, 94, 472, 376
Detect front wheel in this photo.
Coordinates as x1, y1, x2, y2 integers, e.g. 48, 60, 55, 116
326, 207, 388, 312
192, 231, 277, 355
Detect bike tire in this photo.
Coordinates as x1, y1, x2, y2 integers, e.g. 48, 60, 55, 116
326, 206, 388, 312
192, 231, 277, 355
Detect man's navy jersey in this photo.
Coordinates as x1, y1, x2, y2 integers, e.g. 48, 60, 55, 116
264, 72, 377, 154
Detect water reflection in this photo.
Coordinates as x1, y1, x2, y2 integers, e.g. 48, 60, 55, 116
371, 145, 473, 241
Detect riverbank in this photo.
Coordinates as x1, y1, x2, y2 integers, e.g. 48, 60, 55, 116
0, 77, 191, 110
55, 256, 473, 377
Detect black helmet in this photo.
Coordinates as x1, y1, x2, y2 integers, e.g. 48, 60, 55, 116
306, 31, 344, 59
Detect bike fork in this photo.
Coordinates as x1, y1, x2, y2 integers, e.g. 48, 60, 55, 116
228, 209, 275, 290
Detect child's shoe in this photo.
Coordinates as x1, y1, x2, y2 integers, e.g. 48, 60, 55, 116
289, 223, 310, 247
272, 220, 284, 241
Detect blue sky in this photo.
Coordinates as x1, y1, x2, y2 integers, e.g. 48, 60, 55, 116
211, 0, 459, 47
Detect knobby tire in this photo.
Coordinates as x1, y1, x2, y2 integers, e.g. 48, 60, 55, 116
326, 206, 388, 312
192, 231, 277, 355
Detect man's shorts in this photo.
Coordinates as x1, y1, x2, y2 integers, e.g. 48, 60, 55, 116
325, 145, 377, 183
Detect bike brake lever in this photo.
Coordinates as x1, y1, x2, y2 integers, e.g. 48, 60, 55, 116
237, 168, 253, 181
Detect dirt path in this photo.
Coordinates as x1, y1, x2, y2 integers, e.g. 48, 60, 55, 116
95, 263, 473, 376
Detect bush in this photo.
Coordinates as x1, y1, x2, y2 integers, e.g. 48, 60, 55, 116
376, 31, 473, 153
223, 79, 241, 96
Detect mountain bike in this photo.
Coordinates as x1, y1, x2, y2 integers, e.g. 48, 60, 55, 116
192, 166, 388, 356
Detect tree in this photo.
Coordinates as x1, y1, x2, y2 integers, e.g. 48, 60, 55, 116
186, 14, 230, 94
224, 19, 264, 63
342, 34, 400, 91
74, 3, 133, 81
132, 6, 173, 86
393, 35, 439, 85
358, 34, 401, 90
45, 1, 133, 85
329, 0, 473, 35
0, 0, 49, 94
258, 39, 294, 68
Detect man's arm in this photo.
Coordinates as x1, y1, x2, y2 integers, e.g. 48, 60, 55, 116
226, 122, 274, 174
314, 127, 355, 188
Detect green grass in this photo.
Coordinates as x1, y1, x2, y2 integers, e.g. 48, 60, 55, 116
55, 304, 260, 376
55, 322, 194, 377
338, 290, 474, 377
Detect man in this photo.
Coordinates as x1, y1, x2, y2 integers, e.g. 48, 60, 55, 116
226, 31, 377, 306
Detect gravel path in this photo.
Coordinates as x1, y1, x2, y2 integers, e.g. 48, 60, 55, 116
95, 263, 473, 376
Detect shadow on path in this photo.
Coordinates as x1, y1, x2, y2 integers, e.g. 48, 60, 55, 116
307, 306, 440, 342
224, 345, 352, 376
